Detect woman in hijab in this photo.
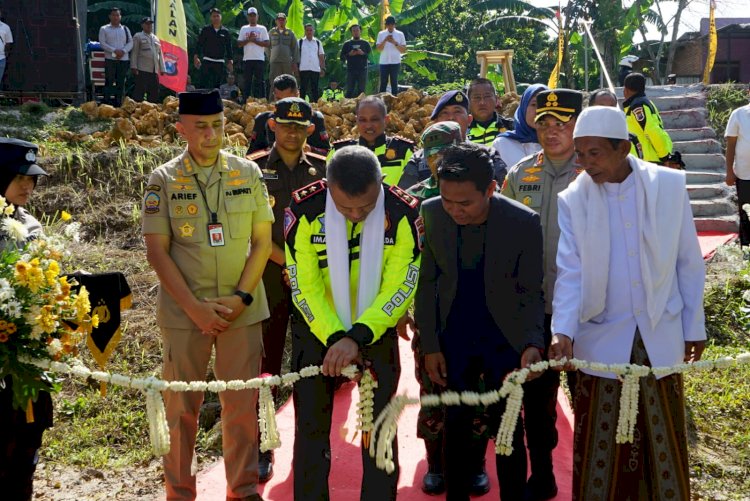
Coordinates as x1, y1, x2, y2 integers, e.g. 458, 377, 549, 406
492, 83, 548, 168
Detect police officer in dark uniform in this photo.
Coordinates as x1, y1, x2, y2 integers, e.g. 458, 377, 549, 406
466, 78, 514, 146
246, 74, 331, 157
247, 97, 326, 482
0, 138, 51, 501
330, 95, 414, 186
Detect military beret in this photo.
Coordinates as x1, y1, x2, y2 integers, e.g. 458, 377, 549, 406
430, 90, 468, 120
273, 97, 312, 126
535, 89, 583, 123
421, 121, 463, 158
178, 89, 224, 115
0, 138, 48, 176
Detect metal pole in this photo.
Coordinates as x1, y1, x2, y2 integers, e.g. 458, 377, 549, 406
584, 26, 589, 92
580, 19, 615, 92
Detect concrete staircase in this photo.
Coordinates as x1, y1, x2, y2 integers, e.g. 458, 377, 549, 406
616, 84, 737, 233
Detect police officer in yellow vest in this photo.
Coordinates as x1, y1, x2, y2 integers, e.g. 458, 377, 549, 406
321, 79, 345, 102
330, 95, 414, 186
246, 97, 326, 482
622, 73, 673, 164
501, 89, 583, 501
142, 89, 272, 501
467, 78, 514, 146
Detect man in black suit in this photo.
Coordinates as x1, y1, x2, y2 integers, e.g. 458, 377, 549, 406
415, 142, 546, 501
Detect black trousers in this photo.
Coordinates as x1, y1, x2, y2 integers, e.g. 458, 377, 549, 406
737, 179, 750, 246
291, 320, 401, 501
132, 70, 160, 102
441, 341, 526, 501
522, 314, 560, 483
104, 59, 129, 106
243, 59, 265, 100
346, 68, 367, 98
379, 64, 400, 95
261, 263, 290, 381
200, 60, 227, 90
299, 70, 321, 102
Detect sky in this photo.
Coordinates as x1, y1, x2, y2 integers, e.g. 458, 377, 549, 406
527, 0, 747, 42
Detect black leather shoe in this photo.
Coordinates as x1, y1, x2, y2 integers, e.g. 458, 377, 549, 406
421, 470, 445, 495
258, 450, 274, 483
470, 468, 490, 496
524, 476, 558, 501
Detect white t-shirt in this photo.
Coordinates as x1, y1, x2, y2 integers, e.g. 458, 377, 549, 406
726, 103, 750, 179
376, 29, 405, 65
0, 21, 14, 60
492, 136, 542, 169
299, 38, 324, 72
238, 24, 269, 61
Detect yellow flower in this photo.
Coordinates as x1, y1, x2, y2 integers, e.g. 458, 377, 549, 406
26, 266, 45, 293
0, 333, 8, 343
61, 211, 72, 221
73, 287, 91, 322
0, 320, 6, 330
58, 276, 71, 297
29, 258, 40, 268
47, 260, 60, 276
5, 323, 16, 335
3, 204, 15, 216
36, 305, 58, 334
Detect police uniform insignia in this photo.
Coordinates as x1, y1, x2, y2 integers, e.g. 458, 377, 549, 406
308, 167, 317, 176
144, 192, 160, 214
288, 102, 303, 118
546, 92, 558, 108
187, 204, 198, 216
414, 216, 425, 251
521, 174, 541, 183
524, 167, 542, 174
170, 183, 192, 191
633, 107, 645, 122
523, 196, 532, 206
385, 148, 397, 160
229, 170, 241, 178
269, 195, 276, 208
306, 152, 328, 163
146, 184, 161, 192
455, 93, 463, 102
318, 215, 326, 234
227, 178, 249, 187
292, 180, 327, 203
179, 222, 195, 238
389, 185, 419, 209
262, 168, 279, 180
333, 138, 357, 150
284, 207, 297, 239
248, 149, 271, 162
26, 150, 36, 162
175, 205, 184, 215
534, 152, 545, 166
174, 176, 193, 183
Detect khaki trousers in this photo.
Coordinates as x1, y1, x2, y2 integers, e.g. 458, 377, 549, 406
161, 323, 263, 501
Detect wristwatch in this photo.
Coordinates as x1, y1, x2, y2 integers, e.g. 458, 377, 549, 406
233, 289, 254, 306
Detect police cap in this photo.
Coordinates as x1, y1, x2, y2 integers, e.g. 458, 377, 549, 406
178, 89, 224, 115
0, 138, 48, 176
535, 89, 583, 123
430, 90, 468, 120
273, 97, 312, 126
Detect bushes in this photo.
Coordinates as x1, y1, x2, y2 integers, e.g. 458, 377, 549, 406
707, 83, 749, 146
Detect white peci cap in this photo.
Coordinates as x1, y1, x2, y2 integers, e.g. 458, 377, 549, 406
247, 7, 258, 14
574, 106, 630, 141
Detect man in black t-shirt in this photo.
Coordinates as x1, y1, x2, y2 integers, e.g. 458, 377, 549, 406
340, 24, 371, 98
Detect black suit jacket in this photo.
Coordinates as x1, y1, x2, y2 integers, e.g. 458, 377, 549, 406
415, 194, 545, 355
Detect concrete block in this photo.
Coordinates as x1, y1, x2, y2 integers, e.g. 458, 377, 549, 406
687, 183, 729, 200
668, 128, 717, 141
661, 108, 707, 129
694, 215, 739, 233
649, 95, 706, 111
672, 139, 722, 154
681, 153, 725, 170
690, 198, 736, 217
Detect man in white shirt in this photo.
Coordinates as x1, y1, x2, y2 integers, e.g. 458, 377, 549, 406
298, 24, 325, 102
238, 7, 269, 101
724, 94, 750, 246
0, 8, 13, 87
98, 7, 133, 107
550, 106, 706, 500
376, 16, 406, 95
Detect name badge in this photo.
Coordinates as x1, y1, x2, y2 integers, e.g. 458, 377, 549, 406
208, 223, 225, 247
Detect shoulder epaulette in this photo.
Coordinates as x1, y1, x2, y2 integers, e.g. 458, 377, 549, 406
306, 151, 328, 163
292, 179, 327, 203
246, 149, 271, 162
388, 184, 419, 209
332, 138, 357, 150
389, 135, 415, 146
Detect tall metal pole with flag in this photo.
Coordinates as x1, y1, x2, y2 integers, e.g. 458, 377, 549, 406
156, 0, 188, 93
702, 0, 717, 85
380, 0, 392, 30
548, 6, 564, 89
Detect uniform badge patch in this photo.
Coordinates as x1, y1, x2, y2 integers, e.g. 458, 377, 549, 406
284, 207, 297, 239
633, 107, 645, 122
263, 169, 279, 180
521, 174, 541, 183
308, 167, 317, 176
385, 148, 397, 160
144, 192, 160, 214
269, 195, 276, 208
414, 216, 425, 251
146, 184, 161, 192
174, 205, 184, 215
187, 204, 198, 216
317, 215, 326, 234
179, 222, 195, 238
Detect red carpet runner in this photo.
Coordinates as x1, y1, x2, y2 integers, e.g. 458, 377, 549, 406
194, 336, 574, 500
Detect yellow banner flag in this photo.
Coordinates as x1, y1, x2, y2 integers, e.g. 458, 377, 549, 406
703, 0, 717, 84
381, 0, 392, 30
156, 0, 189, 93
548, 9, 564, 89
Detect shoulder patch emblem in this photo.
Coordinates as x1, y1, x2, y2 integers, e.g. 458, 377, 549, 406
521, 174, 541, 183
534, 151, 545, 166
283, 207, 297, 239
633, 107, 645, 122
414, 216, 425, 251
144, 192, 160, 214
146, 184, 161, 192
389, 185, 419, 209
292, 179, 327, 203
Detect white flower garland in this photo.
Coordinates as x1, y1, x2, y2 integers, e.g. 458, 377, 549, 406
356, 368, 378, 450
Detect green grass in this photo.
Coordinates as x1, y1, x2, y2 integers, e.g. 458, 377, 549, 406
707, 83, 749, 148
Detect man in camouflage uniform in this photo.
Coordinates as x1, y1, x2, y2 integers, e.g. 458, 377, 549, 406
246, 97, 326, 482
501, 89, 584, 501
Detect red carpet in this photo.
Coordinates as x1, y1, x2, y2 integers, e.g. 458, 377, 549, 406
697, 231, 737, 260
192, 337, 574, 500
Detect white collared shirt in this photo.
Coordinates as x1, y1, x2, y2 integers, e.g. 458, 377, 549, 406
0, 21, 13, 60
238, 24, 268, 61
299, 37, 324, 72
376, 29, 405, 65
726, 103, 750, 179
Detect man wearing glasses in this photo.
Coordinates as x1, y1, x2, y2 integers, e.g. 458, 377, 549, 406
466, 78, 514, 146
500, 89, 583, 501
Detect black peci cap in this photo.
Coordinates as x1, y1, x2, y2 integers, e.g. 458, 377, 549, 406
273, 97, 312, 126
0, 138, 48, 177
178, 89, 224, 115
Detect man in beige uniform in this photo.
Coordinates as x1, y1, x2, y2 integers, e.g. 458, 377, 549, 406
501, 89, 582, 501
268, 13, 298, 98
142, 89, 272, 501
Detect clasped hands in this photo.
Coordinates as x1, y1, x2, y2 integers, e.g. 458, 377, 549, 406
192, 295, 246, 336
